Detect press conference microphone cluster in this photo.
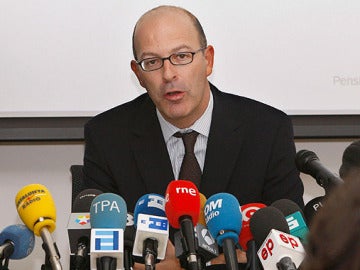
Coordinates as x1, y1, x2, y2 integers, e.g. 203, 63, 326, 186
204, 193, 242, 270
295, 149, 343, 194
0, 224, 35, 269
132, 193, 169, 270
90, 193, 127, 270
15, 183, 63, 270
67, 188, 103, 270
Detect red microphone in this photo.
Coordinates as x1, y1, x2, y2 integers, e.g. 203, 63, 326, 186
239, 203, 267, 250
165, 180, 200, 270
239, 203, 266, 270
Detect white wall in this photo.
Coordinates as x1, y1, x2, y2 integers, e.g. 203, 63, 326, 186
0, 139, 353, 269
1, 0, 360, 117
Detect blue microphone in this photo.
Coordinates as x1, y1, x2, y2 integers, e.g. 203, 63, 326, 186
0, 224, 35, 260
90, 193, 127, 270
132, 194, 169, 270
204, 193, 242, 270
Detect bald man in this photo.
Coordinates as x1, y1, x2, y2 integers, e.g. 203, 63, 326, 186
83, 5, 304, 269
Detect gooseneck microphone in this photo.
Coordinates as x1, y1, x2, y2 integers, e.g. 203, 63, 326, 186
90, 193, 127, 270
204, 193, 242, 270
0, 224, 35, 269
295, 149, 343, 194
165, 180, 200, 270
132, 193, 169, 270
15, 183, 63, 270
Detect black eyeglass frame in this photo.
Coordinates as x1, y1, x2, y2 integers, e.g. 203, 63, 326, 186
136, 47, 207, 72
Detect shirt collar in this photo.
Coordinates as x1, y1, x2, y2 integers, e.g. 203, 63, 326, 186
157, 91, 213, 143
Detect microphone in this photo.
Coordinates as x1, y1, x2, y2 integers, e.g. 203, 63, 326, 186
204, 193, 242, 270
271, 199, 309, 243
295, 149, 343, 193
132, 193, 169, 270
0, 224, 35, 263
68, 189, 103, 270
15, 183, 63, 270
90, 193, 127, 270
303, 196, 324, 226
174, 193, 219, 269
257, 229, 305, 270
250, 206, 304, 270
238, 203, 266, 270
124, 213, 136, 270
165, 180, 200, 270
249, 206, 289, 248
73, 189, 103, 212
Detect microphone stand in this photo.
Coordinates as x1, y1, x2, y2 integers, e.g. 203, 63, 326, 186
222, 238, 239, 270
96, 256, 117, 270
40, 230, 62, 270
41, 242, 53, 270
245, 240, 261, 270
0, 244, 13, 270
0, 258, 10, 270
180, 216, 199, 270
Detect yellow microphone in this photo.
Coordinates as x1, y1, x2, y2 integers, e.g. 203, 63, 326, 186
15, 183, 62, 270
198, 193, 207, 226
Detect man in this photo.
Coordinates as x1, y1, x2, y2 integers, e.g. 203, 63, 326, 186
83, 5, 304, 269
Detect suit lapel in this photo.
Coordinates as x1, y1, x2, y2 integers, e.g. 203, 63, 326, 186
201, 86, 246, 196
128, 86, 247, 197
130, 96, 174, 194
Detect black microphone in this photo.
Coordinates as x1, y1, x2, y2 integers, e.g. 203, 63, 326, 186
295, 149, 343, 194
68, 189, 103, 270
303, 196, 324, 227
124, 213, 135, 270
250, 206, 305, 270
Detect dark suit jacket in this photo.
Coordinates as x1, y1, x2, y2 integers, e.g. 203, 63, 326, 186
83, 83, 304, 211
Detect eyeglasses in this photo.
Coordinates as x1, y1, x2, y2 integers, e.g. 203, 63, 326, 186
136, 47, 206, 72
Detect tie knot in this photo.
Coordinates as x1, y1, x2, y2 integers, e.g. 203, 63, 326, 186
174, 131, 199, 153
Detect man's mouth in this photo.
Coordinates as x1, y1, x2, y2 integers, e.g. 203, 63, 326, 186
165, 91, 185, 100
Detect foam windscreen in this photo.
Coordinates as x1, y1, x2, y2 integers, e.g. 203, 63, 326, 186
15, 183, 56, 236
165, 180, 200, 228
90, 193, 127, 229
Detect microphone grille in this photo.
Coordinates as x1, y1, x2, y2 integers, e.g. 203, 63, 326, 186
250, 206, 289, 247
295, 149, 319, 173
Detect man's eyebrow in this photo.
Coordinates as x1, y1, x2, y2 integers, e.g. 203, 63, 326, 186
138, 45, 194, 60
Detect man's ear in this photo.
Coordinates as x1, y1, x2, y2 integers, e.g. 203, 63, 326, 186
131, 60, 145, 87
204, 45, 215, 76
